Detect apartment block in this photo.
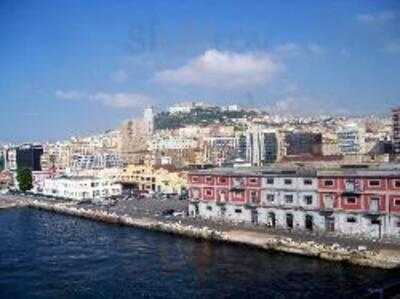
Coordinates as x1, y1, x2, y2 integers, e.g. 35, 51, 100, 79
188, 165, 400, 239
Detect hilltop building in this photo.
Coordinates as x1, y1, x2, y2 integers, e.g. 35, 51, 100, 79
393, 107, 400, 158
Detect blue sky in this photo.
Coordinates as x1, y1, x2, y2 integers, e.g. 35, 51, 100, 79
1, 0, 400, 142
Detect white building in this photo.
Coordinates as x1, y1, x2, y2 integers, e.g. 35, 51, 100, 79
259, 169, 324, 232
168, 102, 194, 114
149, 137, 198, 151
143, 107, 155, 135
41, 176, 122, 201
71, 153, 122, 170
246, 126, 283, 166
3, 146, 17, 171
336, 123, 365, 155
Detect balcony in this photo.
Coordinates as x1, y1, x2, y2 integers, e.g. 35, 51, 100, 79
216, 200, 226, 206
229, 186, 245, 192
245, 199, 260, 209
364, 200, 382, 217
319, 207, 334, 216
341, 182, 362, 196
319, 198, 335, 215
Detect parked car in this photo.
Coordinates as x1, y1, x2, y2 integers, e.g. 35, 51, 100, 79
162, 209, 175, 216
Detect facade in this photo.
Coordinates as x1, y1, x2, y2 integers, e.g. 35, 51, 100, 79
71, 153, 122, 170
336, 123, 365, 155
188, 168, 263, 223
393, 107, 400, 157
318, 168, 400, 238
203, 136, 238, 165
3, 147, 17, 171
188, 165, 400, 239
143, 107, 154, 135
0, 170, 13, 189
284, 132, 322, 157
32, 170, 56, 193
41, 176, 122, 201
120, 164, 187, 195
149, 137, 198, 151
247, 128, 282, 166
16, 144, 43, 171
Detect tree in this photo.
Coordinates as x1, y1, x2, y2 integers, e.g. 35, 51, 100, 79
0, 156, 4, 171
16, 168, 33, 192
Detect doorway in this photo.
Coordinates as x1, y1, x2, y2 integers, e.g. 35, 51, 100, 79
286, 213, 293, 229
251, 209, 258, 225
325, 217, 335, 232
305, 215, 313, 231
267, 212, 276, 228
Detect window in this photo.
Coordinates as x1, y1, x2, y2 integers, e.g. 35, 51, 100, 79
249, 178, 258, 184
206, 206, 212, 211
395, 180, 400, 188
284, 194, 294, 203
235, 209, 242, 213
346, 197, 356, 204
191, 176, 200, 183
371, 219, 380, 225
397, 222, 400, 228
304, 179, 313, 185
284, 179, 292, 185
304, 195, 313, 205
347, 217, 357, 223
266, 178, 274, 184
266, 194, 274, 202
368, 180, 381, 187
219, 177, 227, 184
324, 180, 334, 187
205, 176, 213, 183
205, 189, 213, 196
394, 199, 400, 207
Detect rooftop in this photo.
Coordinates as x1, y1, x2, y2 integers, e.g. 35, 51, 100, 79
189, 164, 400, 178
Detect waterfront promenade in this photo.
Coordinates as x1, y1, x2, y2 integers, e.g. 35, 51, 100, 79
1, 194, 400, 269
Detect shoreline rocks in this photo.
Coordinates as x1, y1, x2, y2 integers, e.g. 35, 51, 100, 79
11, 199, 400, 270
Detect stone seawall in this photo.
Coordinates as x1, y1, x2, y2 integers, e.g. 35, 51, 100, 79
26, 200, 400, 270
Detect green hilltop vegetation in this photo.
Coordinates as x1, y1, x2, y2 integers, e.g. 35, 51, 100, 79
154, 107, 259, 130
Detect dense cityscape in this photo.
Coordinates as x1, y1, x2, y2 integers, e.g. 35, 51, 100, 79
1, 104, 400, 236
1, 1, 400, 298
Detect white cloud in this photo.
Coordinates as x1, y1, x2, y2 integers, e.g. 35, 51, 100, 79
110, 69, 128, 83
383, 40, 400, 54
90, 92, 151, 108
55, 90, 151, 109
274, 43, 302, 56
55, 90, 86, 100
307, 43, 325, 55
356, 11, 397, 24
270, 93, 349, 116
154, 49, 283, 88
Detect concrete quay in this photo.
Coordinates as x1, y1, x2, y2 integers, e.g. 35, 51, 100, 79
0, 196, 30, 209
1, 195, 400, 269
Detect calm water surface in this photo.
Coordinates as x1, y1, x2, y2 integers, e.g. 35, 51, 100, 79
0, 208, 398, 299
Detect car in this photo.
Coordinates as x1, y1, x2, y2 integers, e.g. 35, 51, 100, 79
162, 209, 175, 216
172, 211, 184, 217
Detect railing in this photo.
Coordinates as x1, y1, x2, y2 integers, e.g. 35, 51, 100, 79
343, 182, 361, 194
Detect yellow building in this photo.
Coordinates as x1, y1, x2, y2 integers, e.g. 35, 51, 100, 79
120, 164, 187, 195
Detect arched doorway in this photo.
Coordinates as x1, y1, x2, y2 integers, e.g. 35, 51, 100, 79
286, 213, 293, 229
267, 212, 276, 228
305, 215, 313, 231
